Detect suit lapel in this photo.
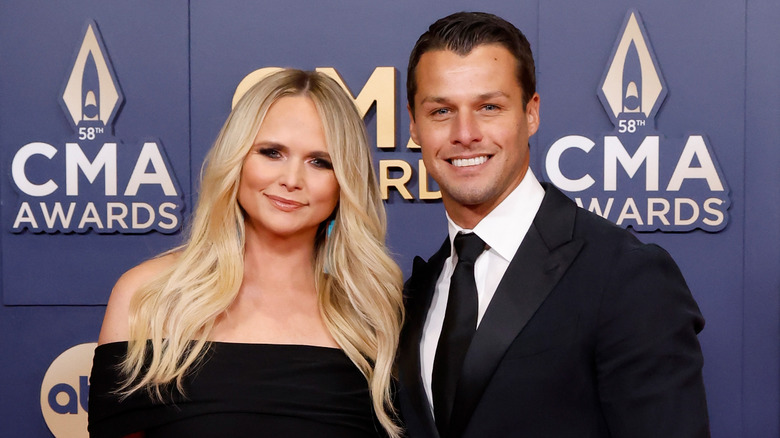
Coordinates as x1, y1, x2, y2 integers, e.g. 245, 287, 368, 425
447, 184, 585, 437
399, 239, 449, 438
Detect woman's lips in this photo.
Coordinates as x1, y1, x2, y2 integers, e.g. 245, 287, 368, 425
265, 194, 305, 211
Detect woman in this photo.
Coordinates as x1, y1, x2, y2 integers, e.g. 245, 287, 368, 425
89, 69, 404, 438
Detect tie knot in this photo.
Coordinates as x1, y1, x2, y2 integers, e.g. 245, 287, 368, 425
453, 232, 485, 264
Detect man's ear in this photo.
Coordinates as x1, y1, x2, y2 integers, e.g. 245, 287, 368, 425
408, 104, 420, 145
525, 93, 540, 136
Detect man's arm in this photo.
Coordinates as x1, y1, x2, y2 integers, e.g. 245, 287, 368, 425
596, 243, 710, 437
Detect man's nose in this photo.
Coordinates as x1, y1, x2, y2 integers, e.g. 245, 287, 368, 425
451, 112, 483, 146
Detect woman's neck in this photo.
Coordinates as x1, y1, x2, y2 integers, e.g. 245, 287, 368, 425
241, 225, 318, 297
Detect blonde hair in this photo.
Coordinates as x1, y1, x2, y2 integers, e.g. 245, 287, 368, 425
120, 69, 404, 437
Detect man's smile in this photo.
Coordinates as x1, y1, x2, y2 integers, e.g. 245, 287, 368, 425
449, 155, 491, 167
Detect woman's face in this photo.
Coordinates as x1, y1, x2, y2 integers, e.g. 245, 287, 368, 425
237, 95, 339, 241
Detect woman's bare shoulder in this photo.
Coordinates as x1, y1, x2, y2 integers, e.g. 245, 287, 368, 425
97, 253, 179, 345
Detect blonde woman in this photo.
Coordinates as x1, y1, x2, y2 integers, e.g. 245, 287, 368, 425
89, 69, 404, 438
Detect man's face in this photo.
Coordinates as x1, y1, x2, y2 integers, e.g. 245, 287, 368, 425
409, 44, 540, 228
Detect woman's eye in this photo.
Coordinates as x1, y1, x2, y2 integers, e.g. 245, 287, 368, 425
310, 158, 333, 170
259, 148, 282, 159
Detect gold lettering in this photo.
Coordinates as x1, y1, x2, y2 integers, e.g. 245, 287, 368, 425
379, 159, 413, 200
319, 67, 396, 149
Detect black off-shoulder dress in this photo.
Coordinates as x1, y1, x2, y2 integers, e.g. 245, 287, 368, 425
88, 342, 387, 438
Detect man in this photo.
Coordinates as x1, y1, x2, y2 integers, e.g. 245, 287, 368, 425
397, 11, 710, 438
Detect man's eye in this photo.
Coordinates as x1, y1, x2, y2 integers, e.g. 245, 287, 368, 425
432, 108, 450, 116
483, 104, 499, 111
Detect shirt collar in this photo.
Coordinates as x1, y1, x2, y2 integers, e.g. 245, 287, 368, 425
446, 168, 545, 262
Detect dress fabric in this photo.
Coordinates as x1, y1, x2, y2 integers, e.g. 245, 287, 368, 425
88, 341, 386, 438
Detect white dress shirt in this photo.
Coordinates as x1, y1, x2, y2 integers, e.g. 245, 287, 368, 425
420, 168, 545, 411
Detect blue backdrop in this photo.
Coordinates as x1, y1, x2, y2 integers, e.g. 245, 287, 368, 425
1, 1, 777, 436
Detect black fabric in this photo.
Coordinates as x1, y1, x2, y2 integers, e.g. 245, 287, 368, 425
89, 342, 386, 438
398, 184, 709, 438
432, 232, 484, 436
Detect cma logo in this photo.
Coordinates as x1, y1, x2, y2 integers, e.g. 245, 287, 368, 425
544, 10, 730, 232
60, 21, 122, 131
598, 10, 665, 129
10, 20, 183, 234
40, 343, 96, 438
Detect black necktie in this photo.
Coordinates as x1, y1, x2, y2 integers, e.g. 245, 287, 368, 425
432, 232, 486, 436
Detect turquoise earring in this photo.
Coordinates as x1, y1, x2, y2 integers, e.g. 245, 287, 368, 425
324, 220, 335, 275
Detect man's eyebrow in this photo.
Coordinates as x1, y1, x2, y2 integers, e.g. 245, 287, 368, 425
477, 91, 510, 100
419, 91, 511, 105
419, 96, 450, 105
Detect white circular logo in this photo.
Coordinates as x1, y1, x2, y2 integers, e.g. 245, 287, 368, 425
40, 342, 97, 438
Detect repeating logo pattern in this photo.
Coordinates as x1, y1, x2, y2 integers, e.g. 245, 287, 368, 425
9, 21, 184, 234
545, 10, 730, 232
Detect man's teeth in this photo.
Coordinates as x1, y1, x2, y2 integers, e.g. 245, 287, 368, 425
452, 156, 488, 167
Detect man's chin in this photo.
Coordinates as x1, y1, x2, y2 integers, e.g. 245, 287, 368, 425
441, 186, 497, 208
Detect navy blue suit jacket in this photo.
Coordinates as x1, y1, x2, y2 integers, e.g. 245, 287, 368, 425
397, 184, 709, 438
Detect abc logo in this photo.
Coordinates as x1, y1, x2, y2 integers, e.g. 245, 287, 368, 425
40, 343, 96, 438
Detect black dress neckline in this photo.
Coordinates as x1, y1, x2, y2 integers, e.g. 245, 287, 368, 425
89, 341, 386, 438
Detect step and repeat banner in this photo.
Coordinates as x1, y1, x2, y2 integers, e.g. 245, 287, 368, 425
1, 1, 777, 437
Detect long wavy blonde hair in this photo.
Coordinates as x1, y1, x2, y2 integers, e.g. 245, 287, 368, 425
120, 69, 404, 437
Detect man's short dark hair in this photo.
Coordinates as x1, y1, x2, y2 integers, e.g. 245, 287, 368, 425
406, 11, 536, 114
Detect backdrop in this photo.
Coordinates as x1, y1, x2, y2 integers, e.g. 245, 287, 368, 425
1, 1, 777, 437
